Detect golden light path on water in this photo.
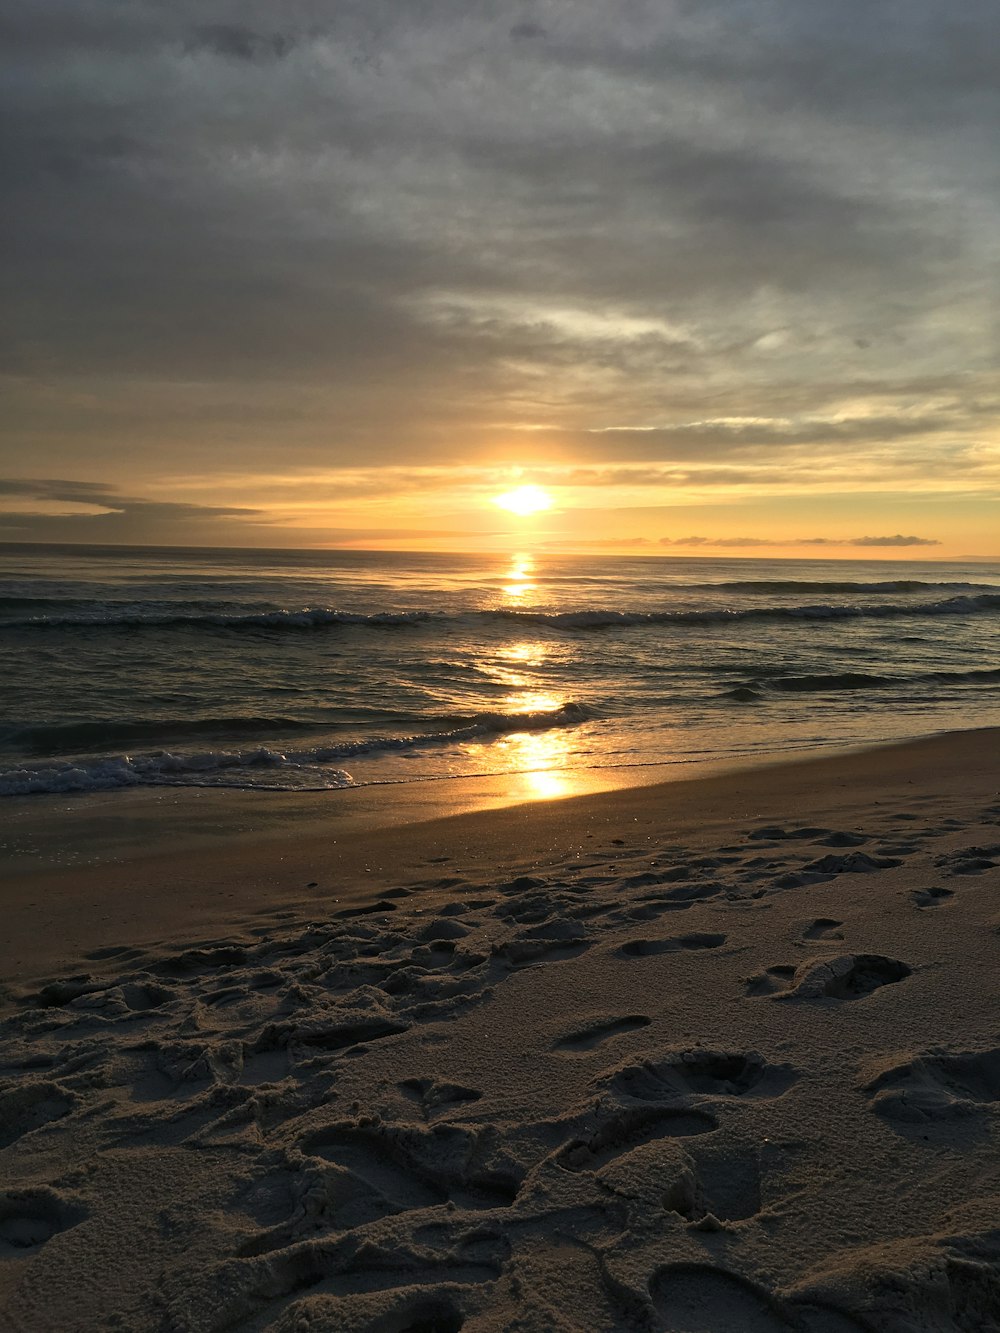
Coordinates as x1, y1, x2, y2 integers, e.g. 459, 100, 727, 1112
464, 562, 582, 796
500, 730, 578, 800
501, 554, 536, 599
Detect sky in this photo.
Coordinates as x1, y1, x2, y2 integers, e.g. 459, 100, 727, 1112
2, 1, 999, 556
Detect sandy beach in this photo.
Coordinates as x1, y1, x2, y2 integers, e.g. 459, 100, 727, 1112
2, 728, 1000, 1331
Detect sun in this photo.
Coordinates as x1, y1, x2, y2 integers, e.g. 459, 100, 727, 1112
493, 484, 552, 516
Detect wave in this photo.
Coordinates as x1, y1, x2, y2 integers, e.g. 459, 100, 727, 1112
0, 715, 341, 752
493, 595, 1000, 629
0, 702, 590, 796
0, 603, 435, 630
0, 701, 591, 755
701, 580, 999, 594
724, 666, 1000, 701
5, 593, 1000, 633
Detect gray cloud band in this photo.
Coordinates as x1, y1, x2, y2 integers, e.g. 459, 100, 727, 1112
1, 2, 997, 508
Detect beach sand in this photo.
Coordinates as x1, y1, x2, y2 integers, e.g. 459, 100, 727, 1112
2, 728, 1000, 1331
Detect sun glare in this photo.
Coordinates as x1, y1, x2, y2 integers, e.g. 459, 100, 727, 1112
493, 484, 552, 516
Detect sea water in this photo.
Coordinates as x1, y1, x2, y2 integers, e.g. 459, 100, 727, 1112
2, 543, 999, 799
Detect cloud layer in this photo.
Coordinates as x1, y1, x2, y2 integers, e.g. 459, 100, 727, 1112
2, 2, 998, 548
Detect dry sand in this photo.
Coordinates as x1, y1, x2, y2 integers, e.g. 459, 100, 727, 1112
2, 728, 1000, 1331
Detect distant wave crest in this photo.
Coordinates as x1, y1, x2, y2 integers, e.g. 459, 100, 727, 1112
699, 579, 998, 594
493, 594, 1000, 629
0, 602, 435, 630
5, 592, 1000, 632
723, 666, 1000, 701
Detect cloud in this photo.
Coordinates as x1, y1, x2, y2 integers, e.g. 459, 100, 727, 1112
660, 533, 940, 548
186, 26, 296, 63
0, 1, 997, 541
660, 536, 771, 547
0, 478, 258, 519
0, 477, 502, 547
0, 478, 266, 543
847, 534, 941, 547
510, 22, 547, 42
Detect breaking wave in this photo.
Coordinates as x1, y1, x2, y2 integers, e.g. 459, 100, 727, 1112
5, 593, 1000, 632
0, 702, 590, 796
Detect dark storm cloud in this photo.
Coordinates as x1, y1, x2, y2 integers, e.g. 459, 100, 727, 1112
1, 0, 998, 483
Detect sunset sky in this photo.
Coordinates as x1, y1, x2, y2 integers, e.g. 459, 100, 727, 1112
3, 2, 999, 556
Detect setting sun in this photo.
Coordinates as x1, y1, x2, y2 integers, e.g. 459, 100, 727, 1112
492, 484, 552, 517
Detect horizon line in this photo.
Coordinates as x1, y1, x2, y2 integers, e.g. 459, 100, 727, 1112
0, 539, 996, 563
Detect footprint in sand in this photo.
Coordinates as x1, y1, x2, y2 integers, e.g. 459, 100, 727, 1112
606, 1049, 798, 1102
552, 1015, 652, 1053
0, 1081, 75, 1149
911, 886, 954, 908
862, 1047, 1000, 1122
224, 1233, 505, 1329
335, 899, 400, 920
415, 917, 470, 945
650, 1265, 794, 1331
398, 1078, 482, 1117
0, 1188, 86, 1254
667, 1141, 767, 1224
936, 846, 1000, 876
618, 933, 727, 958
356, 1293, 465, 1333
556, 1104, 716, 1173
745, 965, 798, 998
802, 918, 844, 942
299, 1121, 521, 1216
82, 944, 142, 962
651, 1266, 870, 1333
492, 920, 592, 967
744, 955, 909, 1004
617, 886, 721, 922
622, 883, 726, 917
747, 825, 832, 843
803, 852, 903, 875
789, 954, 910, 1001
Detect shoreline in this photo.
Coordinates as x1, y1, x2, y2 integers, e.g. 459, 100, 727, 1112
0, 733, 866, 876
0, 721, 976, 880
2, 724, 996, 989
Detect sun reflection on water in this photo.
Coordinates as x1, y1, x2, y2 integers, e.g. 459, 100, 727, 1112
498, 641, 547, 667
501, 553, 536, 600
504, 690, 564, 714
495, 725, 576, 800
522, 768, 573, 799
482, 641, 549, 690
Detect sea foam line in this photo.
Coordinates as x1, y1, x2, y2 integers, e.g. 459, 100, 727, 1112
0, 702, 589, 796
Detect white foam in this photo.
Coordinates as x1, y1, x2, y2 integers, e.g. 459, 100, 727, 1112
0, 702, 591, 796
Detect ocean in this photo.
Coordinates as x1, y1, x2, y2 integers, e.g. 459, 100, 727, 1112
2, 543, 999, 800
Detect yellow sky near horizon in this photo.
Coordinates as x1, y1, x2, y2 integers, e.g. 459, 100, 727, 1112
93, 460, 994, 559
